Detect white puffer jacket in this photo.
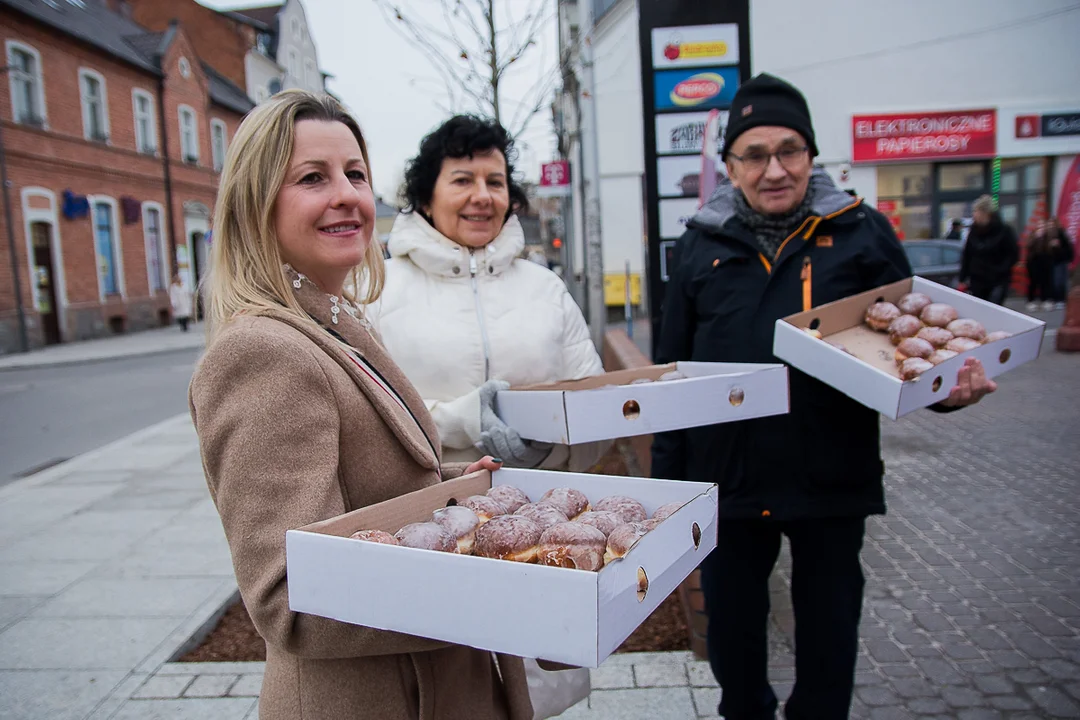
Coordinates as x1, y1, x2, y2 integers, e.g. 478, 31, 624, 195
368, 211, 606, 470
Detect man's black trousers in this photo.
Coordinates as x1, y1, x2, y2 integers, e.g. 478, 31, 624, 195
699, 517, 867, 720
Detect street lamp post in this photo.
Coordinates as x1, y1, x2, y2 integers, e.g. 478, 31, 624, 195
0, 65, 30, 354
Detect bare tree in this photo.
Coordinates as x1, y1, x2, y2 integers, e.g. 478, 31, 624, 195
373, 0, 559, 140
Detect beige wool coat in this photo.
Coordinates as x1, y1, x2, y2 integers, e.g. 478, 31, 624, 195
189, 276, 533, 720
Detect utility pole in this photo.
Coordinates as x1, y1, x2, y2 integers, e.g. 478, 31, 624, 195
0, 66, 30, 354
580, 2, 605, 352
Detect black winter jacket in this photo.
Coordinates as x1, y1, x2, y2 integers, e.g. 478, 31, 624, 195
651, 171, 912, 521
960, 217, 1019, 288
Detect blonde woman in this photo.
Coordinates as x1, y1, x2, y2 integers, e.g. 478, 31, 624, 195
189, 90, 532, 720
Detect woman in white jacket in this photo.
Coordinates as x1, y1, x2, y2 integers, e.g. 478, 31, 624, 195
369, 115, 605, 470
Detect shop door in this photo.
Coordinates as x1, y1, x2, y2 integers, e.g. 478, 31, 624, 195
190, 231, 208, 320
31, 222, 61, 345
933, 162, 988, 238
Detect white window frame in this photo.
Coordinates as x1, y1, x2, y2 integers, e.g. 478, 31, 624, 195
131, 88, 157, 155
5, 41, 47, 127
178, 104, 199, 163
304, 58, 316, 86
288, 49, 299, 79
88, 195, 125, 300
210, 118, 228, 172
21, 187, 66, 337
142, 201, 169, 294
291, 17, 301, 39
78, 68, 110, 143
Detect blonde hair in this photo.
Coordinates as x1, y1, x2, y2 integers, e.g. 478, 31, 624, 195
204, 90, 385, 339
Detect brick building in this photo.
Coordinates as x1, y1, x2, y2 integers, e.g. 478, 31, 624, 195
121, 0, 326, 106
0, 0, 253, 353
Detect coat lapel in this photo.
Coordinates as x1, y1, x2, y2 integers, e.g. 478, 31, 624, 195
265, 271, 442, 472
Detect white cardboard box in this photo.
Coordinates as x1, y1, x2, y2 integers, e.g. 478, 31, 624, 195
286, 468, 718, 667
773, 276, 1046, 420
494, 361, 790, 444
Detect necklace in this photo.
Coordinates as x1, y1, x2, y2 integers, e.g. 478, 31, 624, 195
284, 265, 363, 326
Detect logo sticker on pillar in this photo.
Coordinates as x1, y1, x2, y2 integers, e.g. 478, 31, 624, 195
654, 66, 739, 112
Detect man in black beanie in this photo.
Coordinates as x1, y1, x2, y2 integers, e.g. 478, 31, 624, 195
652, 73, 995, 719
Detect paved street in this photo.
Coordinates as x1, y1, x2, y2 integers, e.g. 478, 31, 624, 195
0, 347, 201, 486
766, 335, 1080, 720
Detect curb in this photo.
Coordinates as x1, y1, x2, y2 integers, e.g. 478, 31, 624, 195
0, 412, 195, 499
0, 343, 205, 373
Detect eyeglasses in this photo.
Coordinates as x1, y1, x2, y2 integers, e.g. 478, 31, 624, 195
728, 145, 809, 173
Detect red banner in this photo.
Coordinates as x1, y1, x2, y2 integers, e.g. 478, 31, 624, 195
1058, 155, 1080, 267
852, 110, 996, 164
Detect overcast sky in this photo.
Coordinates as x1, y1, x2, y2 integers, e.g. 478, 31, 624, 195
200, 0, 560, 202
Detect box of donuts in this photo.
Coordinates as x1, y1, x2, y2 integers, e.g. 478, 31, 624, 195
286, 467, 718, 667
494, 361, 789, 444
773, 276, 1045, 419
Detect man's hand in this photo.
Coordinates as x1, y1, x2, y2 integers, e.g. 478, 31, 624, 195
463, 456, 504, 475
939, 357, 997, 407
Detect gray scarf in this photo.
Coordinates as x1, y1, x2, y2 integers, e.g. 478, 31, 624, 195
733, 187, 814, 260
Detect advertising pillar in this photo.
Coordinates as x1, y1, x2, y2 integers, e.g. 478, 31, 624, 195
639, 0, 751, 358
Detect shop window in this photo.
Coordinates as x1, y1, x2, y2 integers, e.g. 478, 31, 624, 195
876, 164, 932, 240
938, 163, 985, 193
7, 42, 46, 126
144, 204, 167, 292
132, 89, 156, 154
179, 105, 199, 163
93, 200, 121, 295
998, 158, 1047, 238
79, 69, 110, 142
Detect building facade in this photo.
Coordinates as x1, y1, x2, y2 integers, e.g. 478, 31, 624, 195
558, 0, 1080, 313
0, 0, 252, 354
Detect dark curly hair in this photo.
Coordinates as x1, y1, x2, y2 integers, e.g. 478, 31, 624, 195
401, 115, 529, 219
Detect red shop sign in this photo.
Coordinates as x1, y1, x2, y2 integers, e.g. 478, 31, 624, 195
851, 110, 996, 164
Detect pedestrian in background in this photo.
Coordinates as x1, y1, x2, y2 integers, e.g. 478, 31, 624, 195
1047, 217, 1075, 308
168, 274, 192, 331
188, 90, 532, 720
652, 73, 996, 720
1025, 222, 1056, 311
369, 115, 606, 471
960, 195, 1019, 305
945, 218, 965, 240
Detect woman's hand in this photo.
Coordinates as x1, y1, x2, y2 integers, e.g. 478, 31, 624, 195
939, 357, 997, 407
463, 455, 504, 475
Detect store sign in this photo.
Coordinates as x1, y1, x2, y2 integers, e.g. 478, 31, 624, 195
651, 24, 740, 69
537, 160, 571, 197
655, 111, 728, 155
654, 66, 739, 112
851, 110, 996, 163
1016, 112, 1080, 139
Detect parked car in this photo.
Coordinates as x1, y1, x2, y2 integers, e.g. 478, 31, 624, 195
903, 239, 964, 289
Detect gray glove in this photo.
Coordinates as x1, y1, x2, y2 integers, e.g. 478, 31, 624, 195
477, 379, 554, 468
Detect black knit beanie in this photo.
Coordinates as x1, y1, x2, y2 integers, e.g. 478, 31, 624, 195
721, 73, 818, 160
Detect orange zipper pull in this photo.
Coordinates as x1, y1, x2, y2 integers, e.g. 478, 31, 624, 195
801, 256, 812, 311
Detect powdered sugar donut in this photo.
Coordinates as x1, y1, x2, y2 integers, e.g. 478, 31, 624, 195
514, 502, 569, 531
431, 505, 480, 555
539, 487, 590, 519
474, 515, 543, 563
349, 529, 399, 545
459, 495, 507, 523
593, 496, 647, 524
574, 510, 622, 538
486, 485, 530, 514
394, 522, 457, 553
537, 522, 607, 571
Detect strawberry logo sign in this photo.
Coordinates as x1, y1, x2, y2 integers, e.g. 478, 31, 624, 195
671, 72, 725, 107
663, 43, 681, 60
